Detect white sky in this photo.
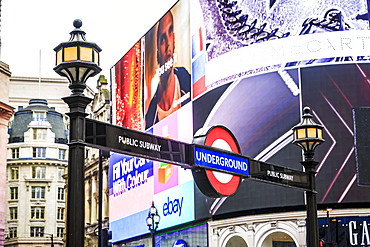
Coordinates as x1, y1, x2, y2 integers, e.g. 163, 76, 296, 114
1, 0, 178, 89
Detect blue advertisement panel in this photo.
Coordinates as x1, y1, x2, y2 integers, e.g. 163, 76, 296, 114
109, 151, 194, 242
110, 154, 153, 196
156, 223, 207, 247
110, 210, 149, 242
154, 180, 195, 230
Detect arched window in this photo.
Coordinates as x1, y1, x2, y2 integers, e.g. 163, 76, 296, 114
225, 235, 248, 247
260, 231, 297, 247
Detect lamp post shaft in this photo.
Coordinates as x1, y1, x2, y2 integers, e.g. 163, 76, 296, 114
326, 210, 331, 244
98, 150, 103, 247
63, 95, 92, 247
152, 233, 155, 247
302, 160, 319, 247
147, 203, 160, 247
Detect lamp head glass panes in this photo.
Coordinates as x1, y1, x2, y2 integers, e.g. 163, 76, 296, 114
53, 19, 101, 95
146, 202, 160, 233
292, 106, 325, 156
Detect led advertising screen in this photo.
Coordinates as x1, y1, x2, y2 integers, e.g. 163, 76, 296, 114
109, 0, 193, 242
111, 40, 143, 130
110, 0, 370, 243
190, 0, 370, 218
143, 2, 191, 130
109, 152, 194, 242
191, 0, 370, 96
111, 0, 191, 131
318, 216, 370, 246
156, 223, 207, 247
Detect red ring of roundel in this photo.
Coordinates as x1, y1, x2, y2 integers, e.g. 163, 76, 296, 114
204, 127, 241, 196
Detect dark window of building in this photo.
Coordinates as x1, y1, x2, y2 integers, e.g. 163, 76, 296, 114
11, 148, 19, 159
57, 227, 64, 238
31, 186, 45, 199
31, 206, 45, 219
32, 166, 46, 179
33, 147, 46, 158
9, 227, 17, 238
57, 207, 65, 220
33, 128, 47, 140
9, 207, 18, 220
57, 168, 65, 181
33, 112, 46, 121
59, 149, 66, 160
10, 167, 19, 180
58, 187, 65, 201
10, 187, 18, 200
30, 227, 44, 237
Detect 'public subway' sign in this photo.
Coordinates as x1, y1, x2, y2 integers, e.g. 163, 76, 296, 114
249, 160, 311, 191
85, 118, 191, 167
86, 120, 309, 191
107, 124, 191, 167
118, 136, 162, 152
194, 145, 250, 176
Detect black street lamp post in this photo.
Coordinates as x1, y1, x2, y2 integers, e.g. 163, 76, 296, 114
54, 19, 102, 247
324, 208, 333, 246
37, 232, 54, 247
46, 233, 54, 247
292, 106, 325, 247
146, 202, 160, 247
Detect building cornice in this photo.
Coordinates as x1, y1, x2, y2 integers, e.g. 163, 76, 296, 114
208, 208, 370, 228
0, 101, 15, 121
7, 159, 68, 166
0, 61, 12, 77
10, 76, 68, 84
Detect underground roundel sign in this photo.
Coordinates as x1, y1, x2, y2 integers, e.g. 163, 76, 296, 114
192, 125, 242, 197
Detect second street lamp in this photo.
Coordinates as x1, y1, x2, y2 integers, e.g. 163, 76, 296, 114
146, 202, 160, 247
292, 106, 325, 247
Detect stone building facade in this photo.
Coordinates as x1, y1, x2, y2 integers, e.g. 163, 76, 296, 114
5, 99, 68, 246
4, 75, 110, 247
84, 75, 110, 247
0, 61, 14, 247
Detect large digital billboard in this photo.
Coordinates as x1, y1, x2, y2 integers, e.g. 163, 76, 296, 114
110, 0, 370, 243
110, 1, 193, 242
109, 152, 194, 242
190, 0, 370, 217
111, 0, 191, 131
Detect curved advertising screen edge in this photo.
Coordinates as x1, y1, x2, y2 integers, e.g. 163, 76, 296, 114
109, 0, 370, 242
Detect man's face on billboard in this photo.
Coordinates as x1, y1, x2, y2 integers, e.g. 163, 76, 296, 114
157, 12, 175, 67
